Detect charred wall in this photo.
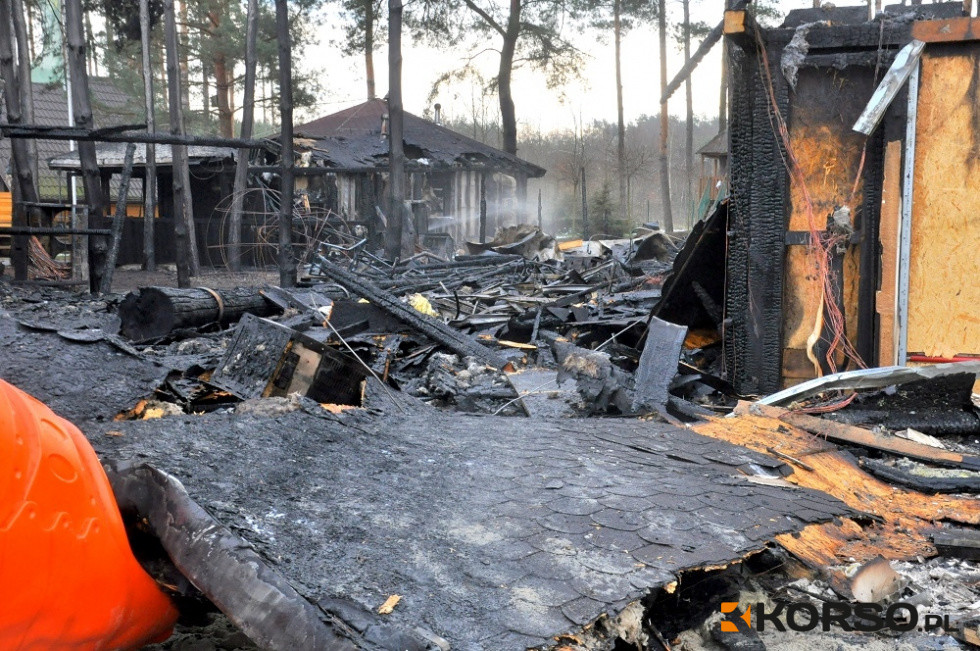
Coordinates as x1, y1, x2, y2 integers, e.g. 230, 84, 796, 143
725, 36, 790, 396
723, 11, 932, 394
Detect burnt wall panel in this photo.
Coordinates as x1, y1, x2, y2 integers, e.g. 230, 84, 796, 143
725, 39, 790, 395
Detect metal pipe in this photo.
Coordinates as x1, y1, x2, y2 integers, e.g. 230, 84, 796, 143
896, 61, 919, 366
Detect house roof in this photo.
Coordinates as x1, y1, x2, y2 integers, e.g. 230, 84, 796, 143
697, 129, 728, 158
291, 99, 546, 178
49, 142, 235, 170
0, 78, 140, 197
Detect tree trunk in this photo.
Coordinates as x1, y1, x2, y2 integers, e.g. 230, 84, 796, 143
498, 0, 521, 156
84, 10, 95, 75
12, 0, 37, 194
164, 0, 197, 286
0, 0, 41, 281
657, 0, 673, 232
141, 0, 157, 271
683, 0, 693, 229
275, 0, 296, 286
386, 0, 408, 260
99, 142, 137, 293
228, 0, 258, 272
614, 0, 627, 225
214, 52, 234, 139
365, 0, 376, 100
201, 39, 211, 121
66, 0, 108, 290
118, 286, 281, 341
178, 0, 191, 113
26, 0, 34, 61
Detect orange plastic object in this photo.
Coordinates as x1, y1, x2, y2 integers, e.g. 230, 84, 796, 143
0, 379, 178, 650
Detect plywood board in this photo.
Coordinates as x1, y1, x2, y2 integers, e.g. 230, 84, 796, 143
876, 141, 902, 366
907, 48, 980, 358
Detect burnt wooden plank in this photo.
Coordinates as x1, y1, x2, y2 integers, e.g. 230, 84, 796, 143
312, 257, 509, 369
726, 39, 789, 394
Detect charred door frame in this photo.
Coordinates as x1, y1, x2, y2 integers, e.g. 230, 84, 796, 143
725, 16, 914, 394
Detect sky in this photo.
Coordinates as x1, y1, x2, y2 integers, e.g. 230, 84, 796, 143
296, 0, 817, 133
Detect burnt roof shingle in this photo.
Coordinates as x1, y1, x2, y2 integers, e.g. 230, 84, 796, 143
292, 99, 545, 178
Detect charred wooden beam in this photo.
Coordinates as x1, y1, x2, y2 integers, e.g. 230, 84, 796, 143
660, 0, 749, 105
723, 9, 764, 51
311, 257, 509, 369
932, 529, 980, 560
911, 16, 980, 43
275, 0, 297, 287
106, 461, 358, 651
0, 226, 109, 235
0, 124, 267, 148
739, 403, 980, 471
0, 0, 42, 282
164, 0, 198, 284
66, 0, 108, 292
118, 286, 281, 342
725, 35, 790, 394
99, 142, 137, 294
862, 459, 980, 494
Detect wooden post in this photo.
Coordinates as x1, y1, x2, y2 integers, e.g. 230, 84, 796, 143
537, 188, 542, 230
228, 0, 259, 272
275, 0, 296, 286
479, 174, 487, 243
387, 0, 406, 259
99, 143, 136, 293
581, 166, 589, 239
164, 0, 197, 286
0, 0, 40, 282
387, 0, 407, 260
140, 0, 156, 271
66, 0, 109, 290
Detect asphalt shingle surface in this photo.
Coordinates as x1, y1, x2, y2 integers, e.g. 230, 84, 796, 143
90, 408, 850, 649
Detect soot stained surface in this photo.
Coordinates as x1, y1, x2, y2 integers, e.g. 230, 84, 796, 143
89, 407, 850, 649
0, 308, 167, 425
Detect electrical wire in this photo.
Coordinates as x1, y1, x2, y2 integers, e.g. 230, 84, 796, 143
752, 28, 866, 376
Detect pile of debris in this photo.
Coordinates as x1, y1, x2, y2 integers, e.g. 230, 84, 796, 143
82, 223, 700, 421
4, 215, 980, 651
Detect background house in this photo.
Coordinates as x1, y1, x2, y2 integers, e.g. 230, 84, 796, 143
0, 79, 136, 201
267, 99, 546, 249
49, 144, 237, 267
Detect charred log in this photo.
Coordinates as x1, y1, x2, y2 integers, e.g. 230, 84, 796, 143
118, 286, 280, 342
